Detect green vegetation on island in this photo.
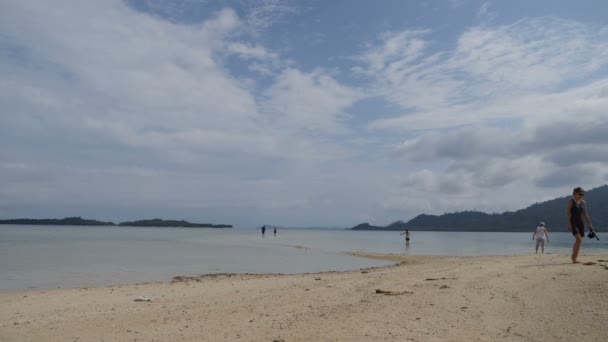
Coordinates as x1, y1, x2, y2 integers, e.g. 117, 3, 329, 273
352, 185, 608, 232
0, 217, 232, 228
0, 217, 115, 226
118, 219, 231, 228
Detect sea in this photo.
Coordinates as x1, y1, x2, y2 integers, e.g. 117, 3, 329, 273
1, 225, 607, 293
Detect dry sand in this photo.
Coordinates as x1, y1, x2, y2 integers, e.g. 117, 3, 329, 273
1, 253, 607, 342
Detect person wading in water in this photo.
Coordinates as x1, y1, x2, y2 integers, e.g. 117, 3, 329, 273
400, 229, 411, 244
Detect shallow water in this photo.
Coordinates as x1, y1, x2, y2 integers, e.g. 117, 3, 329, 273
1, 225, 606, 292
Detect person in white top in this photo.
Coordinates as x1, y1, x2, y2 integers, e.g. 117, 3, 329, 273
532, 222, 550, 254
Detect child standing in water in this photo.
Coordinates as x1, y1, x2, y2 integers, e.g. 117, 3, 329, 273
532, 222, 549, 254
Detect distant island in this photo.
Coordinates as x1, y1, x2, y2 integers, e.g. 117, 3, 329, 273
0, 217, 115, 226
118, 219, 231, 228
352, 184, 608, 232
0, 217, 232, 228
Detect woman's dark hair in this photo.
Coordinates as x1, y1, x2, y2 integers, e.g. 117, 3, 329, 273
573, 187, 585, 195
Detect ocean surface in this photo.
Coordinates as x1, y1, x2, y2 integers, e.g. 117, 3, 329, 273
1, 225, 607, 293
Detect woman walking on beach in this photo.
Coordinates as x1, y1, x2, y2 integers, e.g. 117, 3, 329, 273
567, 187, 594, 263
532, 222, 549, 254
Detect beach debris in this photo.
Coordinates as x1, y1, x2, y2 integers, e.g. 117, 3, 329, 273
440, 285, 450, 289
133, 296, 152, 302
171, 273, 244, 283
597, 259, 608, 262
582, 262, 597, 266
425, 277, 457, 281
375, 289, 414, 296
314, 277, 321, 280
361, 270, 369, 274
172, 276, 190, 282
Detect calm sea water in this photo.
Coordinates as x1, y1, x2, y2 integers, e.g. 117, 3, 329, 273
1, 225, 607, 293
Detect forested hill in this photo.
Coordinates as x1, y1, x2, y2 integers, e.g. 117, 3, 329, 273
118, 219, 232, 228
0, 217, 232, 228
352, 185, 608, 232
0, 217, 114, 226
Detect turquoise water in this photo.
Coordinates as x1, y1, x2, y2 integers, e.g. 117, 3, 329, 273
1, 225, 606, 292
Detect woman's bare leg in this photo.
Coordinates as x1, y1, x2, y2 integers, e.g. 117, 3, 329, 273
572, 234, 583, 263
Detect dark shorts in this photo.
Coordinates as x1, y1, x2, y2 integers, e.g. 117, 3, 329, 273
571, 225, 584, 237
405, 238, 410, 242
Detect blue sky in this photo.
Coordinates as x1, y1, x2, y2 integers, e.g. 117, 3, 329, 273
1, 0, 608, 227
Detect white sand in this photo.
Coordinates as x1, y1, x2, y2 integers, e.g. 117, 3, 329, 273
1, 253, 607, 341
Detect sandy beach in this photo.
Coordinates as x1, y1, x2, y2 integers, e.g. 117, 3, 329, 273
1, 253, 607, 342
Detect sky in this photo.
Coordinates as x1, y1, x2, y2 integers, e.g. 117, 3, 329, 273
1, 0, 608, 227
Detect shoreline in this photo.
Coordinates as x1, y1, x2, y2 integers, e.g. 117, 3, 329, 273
2, 253, 607, 341
0, 250, 603, 294
0, 251, 536, 295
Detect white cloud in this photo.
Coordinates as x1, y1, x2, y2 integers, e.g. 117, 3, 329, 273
359, 17, 608, 131
241, 0, 299, 35
225, 42, 278, 60
477, 1, 495, 21
356, 17, 608, 216
0, 2, 257, 133
224, 41, 281, 76
357, 30, 429, 76
453, 18, 608, 89
2, 1, 608, 226
261, 68, 362, 132
0, 0, 374, 225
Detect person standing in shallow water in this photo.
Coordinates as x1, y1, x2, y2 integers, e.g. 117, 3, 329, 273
400, 229, 411, 244
567, 187, 594, 263
532, 222, 549, 254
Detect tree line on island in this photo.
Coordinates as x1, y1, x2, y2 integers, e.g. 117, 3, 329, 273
352, 184, 608, 232
0, 217, 232, 228
2, 185, 606, 232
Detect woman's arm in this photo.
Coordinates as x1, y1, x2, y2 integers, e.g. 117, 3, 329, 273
582, 201, 593, 230
566, 200, 573, 232
545, 228, 549, 241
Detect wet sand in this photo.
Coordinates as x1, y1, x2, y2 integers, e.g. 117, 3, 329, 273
1, 253, 607, 341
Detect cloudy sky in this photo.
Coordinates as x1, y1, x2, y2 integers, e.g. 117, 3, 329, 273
1, 0, 608, 227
